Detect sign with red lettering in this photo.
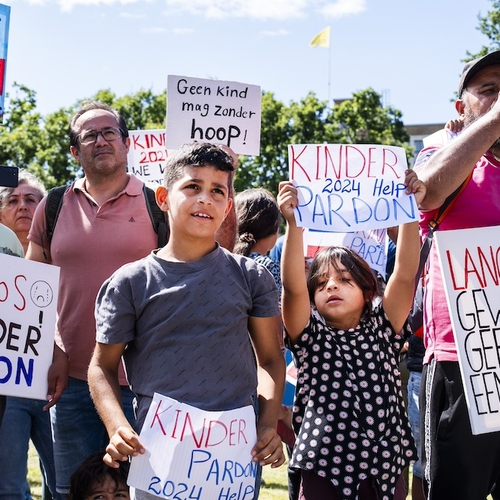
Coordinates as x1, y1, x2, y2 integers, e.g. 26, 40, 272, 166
303, 228, 388, 278
0, 4, 10, 122
435, 226, 500, 434
128, 393, 258, 498
288, 144, 416, 231
166, 75, 261, 156
127, 129, 174, 185
0, 254, 60, 399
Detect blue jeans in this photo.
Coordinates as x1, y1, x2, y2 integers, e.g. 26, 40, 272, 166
407, 370, 422, 479
0, 396, 60, 500
50, 377, 135, 495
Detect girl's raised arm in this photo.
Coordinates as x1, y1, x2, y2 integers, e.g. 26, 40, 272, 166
383, 170, 426, 333
278, 182, 311, 344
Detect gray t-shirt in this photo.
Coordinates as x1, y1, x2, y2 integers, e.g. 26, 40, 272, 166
96, 245, 280, 431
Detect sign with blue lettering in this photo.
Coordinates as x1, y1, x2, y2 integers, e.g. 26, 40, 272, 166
128, 393, 258, 499
303, 228, 388, 278
435, 226, 500, 435
166, 75, 261, 155
127, 130, 174, 185
0, 254, 59, 399
289, 144, 417, 231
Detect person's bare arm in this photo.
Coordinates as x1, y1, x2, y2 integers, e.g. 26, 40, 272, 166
383, 171, 426, 333
416, 93, 500, 210
26, 241, 50, 263
278, 182, 311, 344
248, 315, 286, 468
88, 342, 145, 467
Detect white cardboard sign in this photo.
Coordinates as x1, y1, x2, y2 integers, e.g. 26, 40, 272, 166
303, 228, 388, 278
0, 254, 59, 399
435, 226, 500, 434
167, 75, 261, 155
128, 394, 258, 499
288, 144, 416, 232
127, 129, 175, 185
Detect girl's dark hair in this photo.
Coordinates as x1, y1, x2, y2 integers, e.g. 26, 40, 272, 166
233, 188, 281, 256
69, 453, 130, 500
307, 246, 379, 315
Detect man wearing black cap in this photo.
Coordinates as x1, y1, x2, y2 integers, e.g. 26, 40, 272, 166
414, 50, 500, 500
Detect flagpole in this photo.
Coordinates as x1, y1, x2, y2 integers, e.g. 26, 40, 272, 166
310, 26, 332, 107
328, 40, 331, 106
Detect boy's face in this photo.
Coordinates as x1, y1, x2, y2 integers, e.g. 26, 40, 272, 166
156, 164, 232, 240
85, 477, 129, 500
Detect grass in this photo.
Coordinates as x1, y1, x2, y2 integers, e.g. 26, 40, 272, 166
28, 442, 43, 500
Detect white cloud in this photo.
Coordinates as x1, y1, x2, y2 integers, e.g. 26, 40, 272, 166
173, 27, 195, 35
320, 0, 366, 19
58, 0, 138, 13
261, 29, 289, 37
19, 0, 367, 19
141, 26, 166, 33
120, 11, 146, 18
162, 0, 366, 21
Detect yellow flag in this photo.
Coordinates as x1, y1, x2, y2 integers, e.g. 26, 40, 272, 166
310, 26, 330, 48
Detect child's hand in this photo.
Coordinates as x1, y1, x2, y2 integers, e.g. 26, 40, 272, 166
104, 425, 145, 468
251, 425, 285, 468
277, 181, 299, 224
445, 118, 464, 133
404, 169, 426, 206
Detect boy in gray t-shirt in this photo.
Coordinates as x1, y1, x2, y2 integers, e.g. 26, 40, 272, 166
88, 143, 285, 476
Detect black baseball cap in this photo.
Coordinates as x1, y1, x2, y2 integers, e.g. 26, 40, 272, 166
458, 50, 500, 97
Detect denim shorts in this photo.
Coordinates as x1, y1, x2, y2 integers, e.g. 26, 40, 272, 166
50, 376, 135, 495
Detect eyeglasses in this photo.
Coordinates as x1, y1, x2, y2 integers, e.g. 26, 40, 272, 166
77, 127, 123, 146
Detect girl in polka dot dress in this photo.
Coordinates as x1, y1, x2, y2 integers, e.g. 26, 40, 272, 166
277, 170, 425, 500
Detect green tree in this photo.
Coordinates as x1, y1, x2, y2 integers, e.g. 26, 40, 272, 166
1, 85, 409, 193
235, 89, 409, 195
333, 88, 410, 154
467, 0, 500, 60
235, 91, 337, 195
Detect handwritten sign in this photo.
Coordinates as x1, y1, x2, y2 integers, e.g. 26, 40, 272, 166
289, 144, 416, 231
127, 129, 175, 185
0, 3, 10, 122
128, 394, 258, 499
0, 254, 59, 399
166, 76, 261, 155
303, 228, 388, 278
435, 226, 500, 434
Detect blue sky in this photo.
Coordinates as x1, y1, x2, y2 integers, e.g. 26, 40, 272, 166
2, 0, 493, 125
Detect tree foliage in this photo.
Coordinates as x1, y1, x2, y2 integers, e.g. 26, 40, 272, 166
0, 84, 409, 194
466, 0, 500, 60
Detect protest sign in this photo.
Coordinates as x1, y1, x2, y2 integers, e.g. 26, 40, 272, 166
435, 226, 500, 434
0, 254, 59, 399
303, 228, 388, 278
166, 76, 261, 155
288, 144, 416, 231
128, 394, 258, 499
127, 130, 175, 185
0, 3, 10, 122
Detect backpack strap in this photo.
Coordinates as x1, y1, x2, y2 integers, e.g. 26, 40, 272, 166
142, 184, 169, 248
415, 171, 473, 290
42, 185, 70, 260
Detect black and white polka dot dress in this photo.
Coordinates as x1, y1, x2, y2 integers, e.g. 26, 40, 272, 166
289, 305, 416, 500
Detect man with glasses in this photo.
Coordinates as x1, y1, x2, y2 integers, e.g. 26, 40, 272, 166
26, 102, 161, 497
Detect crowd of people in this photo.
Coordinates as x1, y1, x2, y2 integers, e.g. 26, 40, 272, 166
2, 49, 500, 500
